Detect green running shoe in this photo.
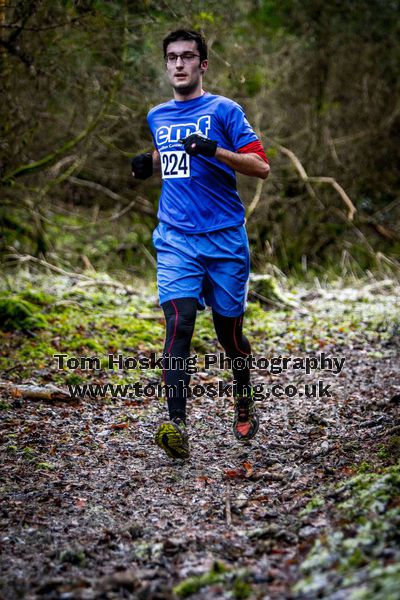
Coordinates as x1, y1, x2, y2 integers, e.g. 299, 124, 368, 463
155, 418, 190, 459
233, 390, 259, 441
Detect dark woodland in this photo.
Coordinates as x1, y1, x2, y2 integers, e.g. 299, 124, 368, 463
0, 2, 399, 599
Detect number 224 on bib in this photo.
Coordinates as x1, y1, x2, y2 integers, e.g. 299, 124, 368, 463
161, 151, 190, 179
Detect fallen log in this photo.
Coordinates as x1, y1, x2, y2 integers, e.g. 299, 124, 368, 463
0, 382, 72, 401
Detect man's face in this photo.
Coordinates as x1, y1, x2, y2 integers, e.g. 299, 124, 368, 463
165, 40, 208, 95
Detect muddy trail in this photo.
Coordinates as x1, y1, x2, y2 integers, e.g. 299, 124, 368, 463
0, 280, 399, 599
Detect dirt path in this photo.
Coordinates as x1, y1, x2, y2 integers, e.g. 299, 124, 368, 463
1, 287, 399, 599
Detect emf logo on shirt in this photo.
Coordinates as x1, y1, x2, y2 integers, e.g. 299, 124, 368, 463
156, 116, 211, 146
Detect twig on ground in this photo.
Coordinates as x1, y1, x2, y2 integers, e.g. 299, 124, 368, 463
251, 471, 286, 482
3, 364, 24, 374
0, 382, 72, 401
377, 425, 400, 437
248, 289, 288, 310
6, 251, 136, 294
6, 251, 93, 279
225, 481, 232, 526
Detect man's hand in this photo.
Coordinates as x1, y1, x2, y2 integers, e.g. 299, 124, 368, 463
179, 133, 217, 157
131, 153, 153, 179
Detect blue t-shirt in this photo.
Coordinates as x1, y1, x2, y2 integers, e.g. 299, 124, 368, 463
147, 92, 259, 233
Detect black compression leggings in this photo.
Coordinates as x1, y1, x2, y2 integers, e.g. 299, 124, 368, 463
161, 297, 251, 423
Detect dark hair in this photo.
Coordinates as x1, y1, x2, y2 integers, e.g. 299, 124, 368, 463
163, 29, 208, 62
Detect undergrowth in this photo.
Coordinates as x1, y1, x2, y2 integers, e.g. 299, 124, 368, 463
294, 463, 400, 599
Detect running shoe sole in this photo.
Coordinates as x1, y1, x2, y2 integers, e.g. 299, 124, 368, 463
233, 413, 260, 441
155, 422, 189, 459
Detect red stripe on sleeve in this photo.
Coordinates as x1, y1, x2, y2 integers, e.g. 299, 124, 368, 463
237, 140, 269, 163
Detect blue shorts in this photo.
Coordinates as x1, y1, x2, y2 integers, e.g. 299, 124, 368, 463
152, 222, 250, 317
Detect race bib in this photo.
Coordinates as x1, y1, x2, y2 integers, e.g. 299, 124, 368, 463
161, 151, 190, 179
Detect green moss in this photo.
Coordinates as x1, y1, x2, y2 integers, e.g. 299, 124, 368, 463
1, 275, 399, 392
250, 274, 296, 307
385, 436, 400, 460
174, 561, 228, 598
19, 340, 57, 363
246, 301, 273, 323
18, 289, 55, 306
59, 548, 86, 565
35, 462, 55, 470
294, 462, 400, 598
68, 337, 105, 353
357, 462, 374, 474
232, 578, 252, 599
0, 295, 47, 332
347, 547, 367, 569
349, 563, 400, 600
65, 373, 85, 385
377, 445, 389, 459
23, 446, 36, 457
300, 494, 325, 515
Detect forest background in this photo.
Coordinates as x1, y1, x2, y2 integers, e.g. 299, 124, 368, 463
1, 0, 399, 280
1, 3, 400, 599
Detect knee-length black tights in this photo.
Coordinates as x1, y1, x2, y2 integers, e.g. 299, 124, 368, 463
161, 297, 251, 423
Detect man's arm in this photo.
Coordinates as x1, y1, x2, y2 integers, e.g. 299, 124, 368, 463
180, 133, 270, 180
215, 147, 270, 180
152, 150, 161, 173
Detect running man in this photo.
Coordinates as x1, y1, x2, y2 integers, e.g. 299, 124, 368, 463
131, 29, 270, 459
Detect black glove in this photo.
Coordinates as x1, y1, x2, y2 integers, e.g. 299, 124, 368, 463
131, 152, 153, 180
179, 133, 218, 157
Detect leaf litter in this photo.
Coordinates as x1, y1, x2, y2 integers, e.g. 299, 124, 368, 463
0, 277, 399, 599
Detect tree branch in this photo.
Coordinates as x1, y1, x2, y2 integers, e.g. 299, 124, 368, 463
67, 177, 155, 219
2, 81, 118, 183
308, 176, 356, 221
277, 144, 356, 220
247, 177, 264, 219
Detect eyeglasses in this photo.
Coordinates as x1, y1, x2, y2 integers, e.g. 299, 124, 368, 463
166, 52, 201, 64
